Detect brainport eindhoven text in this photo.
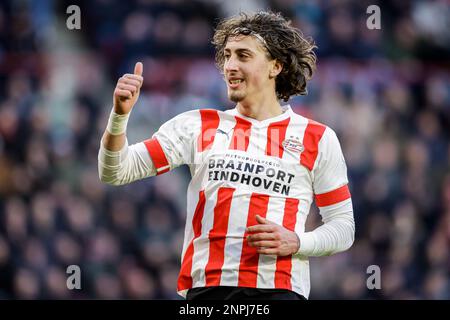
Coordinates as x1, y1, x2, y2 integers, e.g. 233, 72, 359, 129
208, 156, 294, 196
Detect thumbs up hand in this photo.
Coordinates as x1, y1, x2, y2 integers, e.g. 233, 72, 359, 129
113, 62, 144, 115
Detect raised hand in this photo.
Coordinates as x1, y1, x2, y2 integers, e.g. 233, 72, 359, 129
113, 62, 144, 115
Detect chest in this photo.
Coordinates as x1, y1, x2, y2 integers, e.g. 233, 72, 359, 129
192, 120, 313, 199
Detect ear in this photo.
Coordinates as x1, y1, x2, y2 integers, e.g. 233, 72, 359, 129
269, 59, 283, 79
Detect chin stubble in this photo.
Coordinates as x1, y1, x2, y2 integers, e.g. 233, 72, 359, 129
229, 90, 246, 102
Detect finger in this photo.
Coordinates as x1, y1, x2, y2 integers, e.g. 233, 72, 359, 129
117, 82, 139, 93
122, 74, 144, 84
114, 89, 132, 99
118, 78, 141, 87
255, 215, 267, 224
247, 224, 275, 233
257, 247, 279, 255
256, 215, 276, 225
248, 240, 279, 248
134, 62, 143, 76
117, 84, 138, 94
247, 233, 276, 241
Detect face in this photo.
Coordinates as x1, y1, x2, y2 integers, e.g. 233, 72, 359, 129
223, 35, 280, 103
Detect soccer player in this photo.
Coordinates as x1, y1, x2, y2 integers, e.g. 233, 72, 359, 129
98, 11, 355, 300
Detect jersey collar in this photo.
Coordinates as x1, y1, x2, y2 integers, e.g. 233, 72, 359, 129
226, 104, 292, 127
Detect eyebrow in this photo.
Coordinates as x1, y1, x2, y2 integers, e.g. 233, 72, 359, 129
224, 48, 254, 55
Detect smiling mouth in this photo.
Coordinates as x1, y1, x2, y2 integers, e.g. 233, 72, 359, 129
228, 79, 244, 88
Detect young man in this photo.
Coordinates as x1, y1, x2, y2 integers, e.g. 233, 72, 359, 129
98, 11, 355, 300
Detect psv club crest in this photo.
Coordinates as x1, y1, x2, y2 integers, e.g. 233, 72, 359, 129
282, 136, 304, 154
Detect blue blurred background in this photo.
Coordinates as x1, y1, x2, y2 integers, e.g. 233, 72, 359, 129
0, 0, 449, 299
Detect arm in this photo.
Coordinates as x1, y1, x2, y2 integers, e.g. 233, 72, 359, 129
103, 62, 143, 151
245, 198, 354, 257
298, 127, 355, 256
297, 198, 355, 257
98, 62, 157, 185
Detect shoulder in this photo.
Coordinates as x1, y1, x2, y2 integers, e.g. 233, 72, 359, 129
292, 111, 343, 162
289, 109, 334, 145
291, 109, 339, 140
160, 108, 223, 135
171, 108, 223, 122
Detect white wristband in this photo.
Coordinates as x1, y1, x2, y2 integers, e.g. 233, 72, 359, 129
106, 109, 130, 135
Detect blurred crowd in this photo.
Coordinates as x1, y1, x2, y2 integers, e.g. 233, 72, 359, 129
0, 0, 449, 299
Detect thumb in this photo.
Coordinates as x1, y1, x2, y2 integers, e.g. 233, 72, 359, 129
255, 215, 267, 224
134, 62, 143, 76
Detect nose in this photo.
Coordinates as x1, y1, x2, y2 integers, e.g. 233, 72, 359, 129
224, 55, 239, 73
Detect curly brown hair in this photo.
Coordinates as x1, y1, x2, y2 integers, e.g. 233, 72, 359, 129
212, 11, 317, 102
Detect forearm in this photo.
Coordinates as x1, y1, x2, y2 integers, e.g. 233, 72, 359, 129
98, 138, 156, 185
98, 61, 151, 185
297, 199, 355, 257
98, 108, 155, 185
102, 130, 126, 152
101, 108, 129, 151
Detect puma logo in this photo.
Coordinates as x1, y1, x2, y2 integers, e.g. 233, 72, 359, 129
216, 128, 231, 139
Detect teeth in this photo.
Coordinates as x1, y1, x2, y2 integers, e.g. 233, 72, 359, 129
230, 80, 242, 84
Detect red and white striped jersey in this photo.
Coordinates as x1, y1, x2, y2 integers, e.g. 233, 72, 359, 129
142, 105, 351, 298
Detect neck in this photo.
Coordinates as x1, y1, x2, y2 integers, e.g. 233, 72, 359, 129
236, 92, 282, 121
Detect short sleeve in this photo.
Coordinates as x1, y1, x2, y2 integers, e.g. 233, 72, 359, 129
143, 110, 200, 175
312, 127, 351, 207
